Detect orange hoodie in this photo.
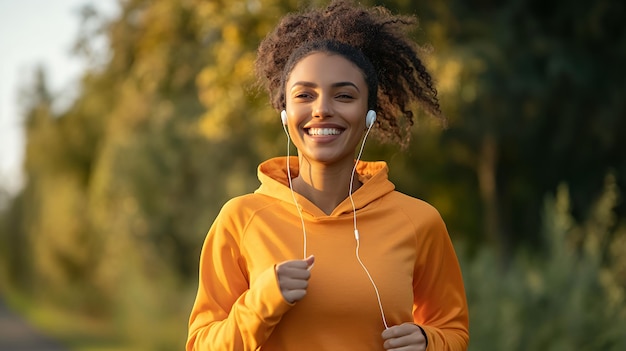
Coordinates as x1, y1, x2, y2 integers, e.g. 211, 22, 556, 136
187, 157, 469, 350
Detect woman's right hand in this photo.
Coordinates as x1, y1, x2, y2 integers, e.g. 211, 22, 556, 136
275, 255, 315, 303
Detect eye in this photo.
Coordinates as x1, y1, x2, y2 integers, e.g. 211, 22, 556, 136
336, 93, 355, 100
293, 91, 314, 100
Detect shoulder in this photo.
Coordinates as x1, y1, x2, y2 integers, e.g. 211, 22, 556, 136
387, 191, 442, 218
219, 193, 281, 220
207, 193, 281, 242
384, 191, 446, 232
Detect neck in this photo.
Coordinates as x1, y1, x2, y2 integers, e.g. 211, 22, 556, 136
293, 156, 361, 215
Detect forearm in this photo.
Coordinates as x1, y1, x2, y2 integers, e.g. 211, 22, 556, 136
187, 266, 291, 350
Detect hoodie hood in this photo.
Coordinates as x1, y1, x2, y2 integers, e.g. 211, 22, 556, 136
255, 156, 395, 218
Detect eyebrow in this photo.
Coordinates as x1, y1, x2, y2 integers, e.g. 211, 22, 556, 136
290, 81, 360, 92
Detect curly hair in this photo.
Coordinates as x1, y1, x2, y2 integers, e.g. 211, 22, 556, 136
255, 0, 443, 147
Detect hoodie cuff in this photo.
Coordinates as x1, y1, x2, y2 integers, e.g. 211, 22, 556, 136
245, 265, 293, 323
415, 324, 429, 349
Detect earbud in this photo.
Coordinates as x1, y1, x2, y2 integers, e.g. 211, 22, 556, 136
281, 110, 288, 125
365, 110, 376, 128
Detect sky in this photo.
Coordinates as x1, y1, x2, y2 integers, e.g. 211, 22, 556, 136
0, 0, 117, 195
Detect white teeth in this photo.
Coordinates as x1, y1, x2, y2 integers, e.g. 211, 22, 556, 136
308, 128, 341, 136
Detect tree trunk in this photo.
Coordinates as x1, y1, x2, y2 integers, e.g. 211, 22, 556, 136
477, 134, 509, 262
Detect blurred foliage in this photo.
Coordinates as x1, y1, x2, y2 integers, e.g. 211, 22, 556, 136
0, 0, 624, 349
465, 174, 626, 350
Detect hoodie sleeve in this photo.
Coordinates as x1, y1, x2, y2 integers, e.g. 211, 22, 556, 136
186, 200, 292, 351
412, 207, 469, 351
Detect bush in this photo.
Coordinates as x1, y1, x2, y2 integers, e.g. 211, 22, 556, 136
463, 174, 626, 351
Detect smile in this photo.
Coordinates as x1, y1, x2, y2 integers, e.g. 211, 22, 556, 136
307, 128, 343, 136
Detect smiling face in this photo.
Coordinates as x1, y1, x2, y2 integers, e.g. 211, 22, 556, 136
284, 52, 369, 167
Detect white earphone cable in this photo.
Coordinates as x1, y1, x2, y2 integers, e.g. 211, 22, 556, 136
355, 235, 389, 329
348, 122, 374, 233
349, 121, 389, 330
282, 122, 308, 259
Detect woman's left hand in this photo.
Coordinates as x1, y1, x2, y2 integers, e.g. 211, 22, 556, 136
381, 323, 427, 351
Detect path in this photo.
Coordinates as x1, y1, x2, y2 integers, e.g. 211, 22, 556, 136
0, 298, 68, 351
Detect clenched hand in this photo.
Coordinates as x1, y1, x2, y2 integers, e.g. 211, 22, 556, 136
276, 255, 315, 303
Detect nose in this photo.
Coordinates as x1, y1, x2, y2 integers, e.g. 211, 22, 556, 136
312, 95, 333, 119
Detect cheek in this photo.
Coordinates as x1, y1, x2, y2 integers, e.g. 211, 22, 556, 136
285, 103, 308, 126
284, 95, 300, 117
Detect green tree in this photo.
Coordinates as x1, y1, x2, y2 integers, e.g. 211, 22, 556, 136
464, 175, 626, 350
369, 0, 626, 260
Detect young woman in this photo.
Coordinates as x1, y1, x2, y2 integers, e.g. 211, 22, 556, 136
187, 1, 469, 350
